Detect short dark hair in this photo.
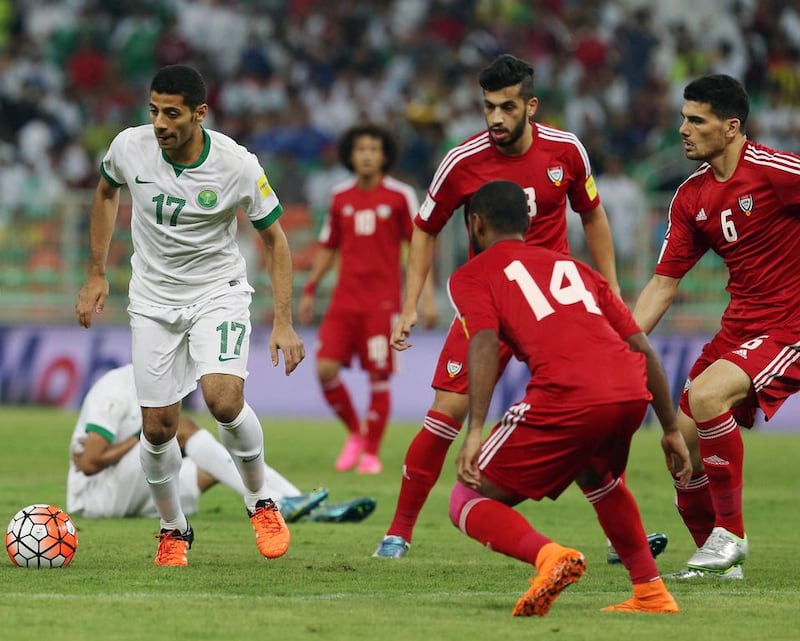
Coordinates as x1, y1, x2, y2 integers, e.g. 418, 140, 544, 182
478, 54, 535, 100
470, 180, 529, 236
684, 74, 749, 127
338, 124, 397, 173
150, 65, 207, 110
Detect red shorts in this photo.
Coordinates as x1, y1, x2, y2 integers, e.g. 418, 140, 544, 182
479, 399, 649, 501
317, 305, 396, 376
431, 315, 514, 393
679, 330, 800, 427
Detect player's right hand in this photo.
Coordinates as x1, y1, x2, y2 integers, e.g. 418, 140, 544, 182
390, 310, 418, 351
297, 293, 314, 325
76, 275, 110, 328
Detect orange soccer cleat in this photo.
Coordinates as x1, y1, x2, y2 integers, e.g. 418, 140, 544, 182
249, 499, 290, 559
512, 543, 586, 617
602, 578, 680, 613
154, 524, 194, 567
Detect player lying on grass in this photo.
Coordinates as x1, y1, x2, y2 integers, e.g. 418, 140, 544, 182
447, 180, 691, 616
67, 364, 375, 524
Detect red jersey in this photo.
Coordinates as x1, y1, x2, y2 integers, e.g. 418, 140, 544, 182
448, 240, 649, 412
657, 140, 800, 338
320, 176, 417, 311
416, 122, 601, 254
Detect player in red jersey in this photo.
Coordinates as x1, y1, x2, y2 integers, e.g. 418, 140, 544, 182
299, 124, 436, 475
448, 180, 690, 616
374, 53, 624, 557
633, 74, 800, 579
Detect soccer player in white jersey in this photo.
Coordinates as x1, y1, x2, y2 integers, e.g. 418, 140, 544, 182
67, 364, 376, 525
75, 65, 305, 566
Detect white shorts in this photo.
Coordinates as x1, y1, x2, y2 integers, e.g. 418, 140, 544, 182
66, 445, 201, 519
128, 290, 252, 406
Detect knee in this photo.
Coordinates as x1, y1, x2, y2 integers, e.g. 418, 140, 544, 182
142, 410, 180, 445
431, 391, 469, 425
205, 395, 244, 424
687, 378, 719, 417
317, 359, 340, 384
449, 482, 483, 529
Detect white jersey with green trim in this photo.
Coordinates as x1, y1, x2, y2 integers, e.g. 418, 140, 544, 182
67, 364, 141, 483
100, 125, 282, 306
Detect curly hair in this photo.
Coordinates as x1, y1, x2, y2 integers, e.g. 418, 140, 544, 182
338, 124, 398, 173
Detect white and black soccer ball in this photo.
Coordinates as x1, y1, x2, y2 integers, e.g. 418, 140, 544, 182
5, 504, 78, 568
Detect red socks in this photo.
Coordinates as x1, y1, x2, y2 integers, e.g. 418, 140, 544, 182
695, 411, 745, 538
674, 472, 715, 546
321, 377, 361, 434
584, 476, 659, 584
363, 378, 391, 456
386, 410, 461, 541
449, 482, 548, 565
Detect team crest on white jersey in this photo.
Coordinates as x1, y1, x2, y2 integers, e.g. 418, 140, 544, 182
376, 204, 391, 219
738, 194, 753, 216
197, 188, 218, 209
695, 208, 707, 221
446, 360, 463, 378
547, 166, 564, 186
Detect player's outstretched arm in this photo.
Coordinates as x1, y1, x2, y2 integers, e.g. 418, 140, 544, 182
626, 331, 691, 486
580, 204, 620, 297
456, 328, 499, 488
76, 178, 120, 328
391, 226, 437, 350
258, 222, 305, 375
297, 246, 336, 325
632, 274, 680, 335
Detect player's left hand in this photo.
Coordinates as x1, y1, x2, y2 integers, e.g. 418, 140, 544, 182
456, 429, 483, 489
660, 430, 692, 487
270, 324, 305, 375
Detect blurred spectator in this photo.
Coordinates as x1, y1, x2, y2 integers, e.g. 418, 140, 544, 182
595, 154, 648, 265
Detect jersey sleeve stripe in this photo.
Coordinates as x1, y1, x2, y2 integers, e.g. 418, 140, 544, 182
744, 146, 800, 175
85, 423, 115, 443
429, 134, 491, 197
252, 204, 283, 230
536, 124, 592, 177
99, 164, 123, 188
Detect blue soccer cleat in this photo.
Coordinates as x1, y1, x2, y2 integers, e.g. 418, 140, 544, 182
607, 532, 668, 564
279, 488, 329, 523
373, 534, 410, 558
308, 497, 376, 523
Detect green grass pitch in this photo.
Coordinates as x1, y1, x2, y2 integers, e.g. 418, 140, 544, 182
1, 406, 798, 641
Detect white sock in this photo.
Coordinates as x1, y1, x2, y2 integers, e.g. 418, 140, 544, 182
139, 433, 188, 532
262, 464, 301, 502
217, 402, 266, 511
184, 429, 247, 495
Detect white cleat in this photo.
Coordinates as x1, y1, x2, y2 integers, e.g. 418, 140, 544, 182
663, 565, 744, 580
687, 527, 748, 572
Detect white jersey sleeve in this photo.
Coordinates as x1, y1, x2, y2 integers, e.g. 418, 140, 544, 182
69, 364, 142, 457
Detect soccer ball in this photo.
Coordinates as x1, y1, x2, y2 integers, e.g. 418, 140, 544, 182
5, 504, 78, 568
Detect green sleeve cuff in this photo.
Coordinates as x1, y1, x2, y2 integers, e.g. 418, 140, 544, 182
85, 423, 115, 443
99, 164, 124, 188
252, 204, 283, 230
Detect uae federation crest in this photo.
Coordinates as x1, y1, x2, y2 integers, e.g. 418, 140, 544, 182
738, 194, 753, 216
547, 166, 564, 186
446, 360, 463, 378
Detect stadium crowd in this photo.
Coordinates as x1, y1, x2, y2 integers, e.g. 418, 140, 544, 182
2, 0, 800, 314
